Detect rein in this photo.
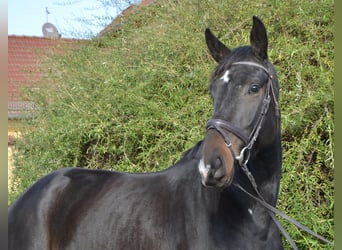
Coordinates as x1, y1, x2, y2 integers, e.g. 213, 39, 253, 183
206, 61, 333, 248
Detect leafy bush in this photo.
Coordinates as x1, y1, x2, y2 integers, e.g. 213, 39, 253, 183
11, 0, 334, 248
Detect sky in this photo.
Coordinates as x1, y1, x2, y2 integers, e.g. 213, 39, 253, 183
8, 0, 138, 39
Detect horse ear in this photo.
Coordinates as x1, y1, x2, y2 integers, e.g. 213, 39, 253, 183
205, 28, 230, 63
250, 16, 268, 60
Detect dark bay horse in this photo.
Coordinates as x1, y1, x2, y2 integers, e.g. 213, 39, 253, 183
9, 16, 283, 249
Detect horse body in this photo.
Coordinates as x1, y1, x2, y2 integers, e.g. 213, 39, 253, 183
9, 140, 282, 249
9, 16, 284, 249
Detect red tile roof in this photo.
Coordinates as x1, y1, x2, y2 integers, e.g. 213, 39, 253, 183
8, 35, 85, 118
9, 0, 153, 118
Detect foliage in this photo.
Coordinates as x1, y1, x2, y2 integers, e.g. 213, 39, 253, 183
53, 0, 136, 38
10, 0, 334, 248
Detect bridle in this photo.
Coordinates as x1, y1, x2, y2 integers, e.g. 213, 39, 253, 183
205, 61, 333, 249
206, 61, 279, 166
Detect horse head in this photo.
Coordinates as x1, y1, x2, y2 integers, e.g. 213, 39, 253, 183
199, 16, 280, 187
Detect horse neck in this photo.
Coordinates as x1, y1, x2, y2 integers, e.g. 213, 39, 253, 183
200, 134, 282, 221
239, 131, 282, 206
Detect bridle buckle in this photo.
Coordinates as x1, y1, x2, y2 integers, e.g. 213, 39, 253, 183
235, 146, 251, 165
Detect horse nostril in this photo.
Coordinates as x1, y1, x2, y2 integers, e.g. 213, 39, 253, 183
212, 156, 225, 179
214, 156, 223, 169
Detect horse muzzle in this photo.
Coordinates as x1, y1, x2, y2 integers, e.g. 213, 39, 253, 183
198, 158, 234, 187
199, 129, 236, 188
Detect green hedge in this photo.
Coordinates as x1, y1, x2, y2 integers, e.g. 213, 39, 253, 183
11, 0, 334, 248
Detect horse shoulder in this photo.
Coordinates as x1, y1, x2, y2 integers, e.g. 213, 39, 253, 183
9, 167, 120, 250
8, 168, 73, 250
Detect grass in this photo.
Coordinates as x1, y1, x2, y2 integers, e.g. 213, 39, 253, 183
10, 0, 334, 248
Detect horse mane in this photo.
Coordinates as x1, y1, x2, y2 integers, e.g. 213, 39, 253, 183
175, 140, 203, 165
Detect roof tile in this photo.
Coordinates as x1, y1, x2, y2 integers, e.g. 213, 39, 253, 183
8, 35, 85, 118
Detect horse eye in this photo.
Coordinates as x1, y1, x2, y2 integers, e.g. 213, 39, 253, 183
249, 84, 260, 94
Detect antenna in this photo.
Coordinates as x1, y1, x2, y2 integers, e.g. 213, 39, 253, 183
46, 7, 50, 23
42, 7, 60, 38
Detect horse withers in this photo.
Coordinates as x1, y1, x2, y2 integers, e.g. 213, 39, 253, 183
9, 16, 283, 249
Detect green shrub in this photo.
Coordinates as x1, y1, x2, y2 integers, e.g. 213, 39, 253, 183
11, 0, 334, 248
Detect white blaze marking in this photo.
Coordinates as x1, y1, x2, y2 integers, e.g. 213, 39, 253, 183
248, 208, 253, 215
220, 70, 230, 83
